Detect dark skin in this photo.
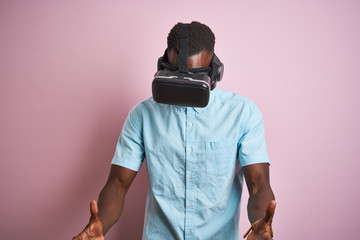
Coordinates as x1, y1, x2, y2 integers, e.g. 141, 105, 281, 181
243, 163, 276, 240
73, 49, 276, 240
72, 166, 137, 240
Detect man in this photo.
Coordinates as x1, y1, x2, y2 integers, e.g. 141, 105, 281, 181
73, 21, 276, 240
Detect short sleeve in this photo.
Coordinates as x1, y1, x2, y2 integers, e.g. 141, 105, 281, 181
111, 105, 145, 171
238, 102, 269, 167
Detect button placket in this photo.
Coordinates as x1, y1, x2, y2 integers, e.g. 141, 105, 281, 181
184, 107, 197, 239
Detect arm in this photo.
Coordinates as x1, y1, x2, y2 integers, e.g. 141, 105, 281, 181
243, 163, 275, 223
242, 163, 276, 239
73, 164, 137, 239
97, 164, 138, 234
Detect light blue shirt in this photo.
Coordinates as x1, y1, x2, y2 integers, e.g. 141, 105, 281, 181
112, 88, 269, 240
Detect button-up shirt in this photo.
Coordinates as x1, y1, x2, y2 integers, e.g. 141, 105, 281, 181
112, 88, 269, 240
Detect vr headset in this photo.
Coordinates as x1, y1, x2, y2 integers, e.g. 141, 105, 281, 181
152, 23, 224, 108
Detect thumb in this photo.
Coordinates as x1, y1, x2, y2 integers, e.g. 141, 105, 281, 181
89, 200, 99, 222
263, 200, 276, 225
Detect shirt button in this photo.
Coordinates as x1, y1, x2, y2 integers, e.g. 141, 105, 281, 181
188, 122, 193, 127
187, 202, 192, 207
188, 175, 192, 179
188, 148, 192, 152
187, 230, 191, 235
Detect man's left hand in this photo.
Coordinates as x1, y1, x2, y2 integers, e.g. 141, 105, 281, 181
245, 200, 276, 240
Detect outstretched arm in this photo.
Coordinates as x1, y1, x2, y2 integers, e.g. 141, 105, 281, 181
242, 163, 275, 239
73, 165, 138, 239
97, 165, 138, 234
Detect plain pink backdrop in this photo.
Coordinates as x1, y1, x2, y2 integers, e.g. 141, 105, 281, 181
1, 0, 359, 239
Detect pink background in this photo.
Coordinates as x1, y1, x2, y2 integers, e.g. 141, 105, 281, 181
1, 1, 359, 239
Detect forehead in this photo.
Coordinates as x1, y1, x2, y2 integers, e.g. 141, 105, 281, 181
167, 48, 213, 69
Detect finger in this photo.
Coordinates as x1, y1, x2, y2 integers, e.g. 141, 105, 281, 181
80, 231, 89, 240
263, 200, 276, 225
72, 232, 83, 240
90, 200, 99, 221
72, 232, 87, 240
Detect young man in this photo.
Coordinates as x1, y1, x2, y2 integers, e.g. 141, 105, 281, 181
73, 21, 275, 240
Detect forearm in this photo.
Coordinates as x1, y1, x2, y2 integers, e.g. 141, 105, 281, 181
247, 186, 275, 223
97, 181, 127, 235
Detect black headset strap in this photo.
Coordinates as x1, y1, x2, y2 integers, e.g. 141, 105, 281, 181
178, 24, 189, 73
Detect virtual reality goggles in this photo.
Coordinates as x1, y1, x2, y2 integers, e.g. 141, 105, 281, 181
152, 24, 224, 108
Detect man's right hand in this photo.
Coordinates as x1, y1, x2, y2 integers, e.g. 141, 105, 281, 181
72, 200, 104, 240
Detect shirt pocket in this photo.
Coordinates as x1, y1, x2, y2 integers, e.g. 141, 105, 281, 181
205, 140, 238, 176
